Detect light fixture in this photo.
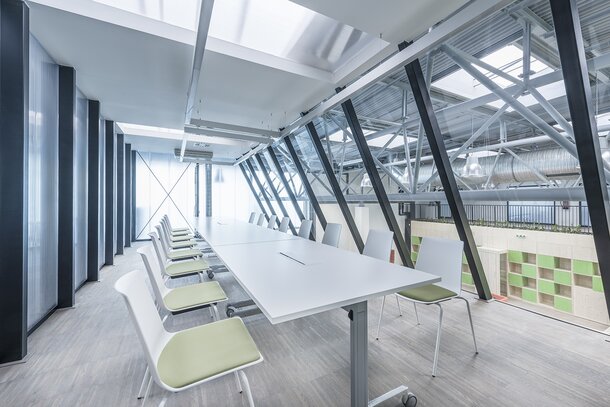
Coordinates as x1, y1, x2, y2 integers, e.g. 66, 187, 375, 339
360, 173, 372, 188
461, 154, 486, 183
214, 167, 224, 183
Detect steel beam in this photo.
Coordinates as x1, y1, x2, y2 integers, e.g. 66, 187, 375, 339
306, 122, 364, 252
340, 97, 413, 266
246, 159, 278, 223
255, 154, 296, 233
266, 147, 306, 230
550, 0, 610, 316
239, 163, 269, 220
403, 43, 492, 300
283, 136, 327, 235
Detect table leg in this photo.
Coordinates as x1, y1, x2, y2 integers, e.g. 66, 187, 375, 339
347, 301, 368, 407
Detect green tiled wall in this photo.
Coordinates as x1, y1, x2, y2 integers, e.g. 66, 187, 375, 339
537, 254, 556, 269
522, 288, 537, 303
592, 276, 604, 293
538, 279, 555, 296
521, 264, 537, 279
554, 269, 571, 286
573, 260, 595, 276
554, 296, 572, 313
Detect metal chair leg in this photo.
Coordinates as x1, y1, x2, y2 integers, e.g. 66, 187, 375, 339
413, 303, 420, 325
376, 295, 386, 340
211, 304, 220, 321
234, 371, 243, 394
158, 396, 168, 407
395, 294, 402, 316
432, 303, 443, 377
141, 376, 153, 407
238, 370, 255, 407
458, 296, 478, 354
137, 366, 149, 399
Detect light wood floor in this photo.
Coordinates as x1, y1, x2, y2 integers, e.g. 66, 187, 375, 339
1, 243, 609, 407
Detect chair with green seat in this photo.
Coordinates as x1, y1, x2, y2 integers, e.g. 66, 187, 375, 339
115, 270, 263, 407
138, 245, 227, 321
150, 233, 209, 282
161, 218, 194, 242
158, 222, 196, 248
155, 226, 202, 261
162, 215, 192, 236
256, 214, 266, 226
248, 212, 257, 224
376, 236, 478, 377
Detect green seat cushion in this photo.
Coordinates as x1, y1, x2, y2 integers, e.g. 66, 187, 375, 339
167, 249, 201, 260
171, 230, 191, 237
165, 259, 209, 277
170, 235, 194, 242
397, 284, 457, 303
169, 240, 195, 249
157, 318, 261, 389
163, 281, 227, 312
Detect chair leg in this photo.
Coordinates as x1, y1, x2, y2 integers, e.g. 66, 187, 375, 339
211, 304, 221, 321
234, 371, 243, 393
413, 303, 420, 325
376, 296, 386, 340
432, 303, 443, 377
458, 296, 478, 354
238, 370, 255, 407
142, 376, 153, 407
158, 396, 168, 407
137, 366, 149, 399
395, 294, 402, 316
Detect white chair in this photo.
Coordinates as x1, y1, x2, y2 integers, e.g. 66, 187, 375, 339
377, 237, 478, 377
162, 215, 191, 235
298, 219, 312, 239
115, 270, 263, 407
321, 223, 341, 247
248, 212, 257, 224
278, 217, 290, 233
138, 245, 226, 321
256, 214, 266, 226
266, 214, 277, 229
161, 218, 193, 243
158, 221, 196, 249
150, 232, 208, 281
154, 225, 202, 261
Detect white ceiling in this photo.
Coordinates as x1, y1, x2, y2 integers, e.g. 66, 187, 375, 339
28, 0, 470, 160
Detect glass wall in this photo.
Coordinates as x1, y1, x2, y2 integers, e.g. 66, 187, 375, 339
134, 152, 195, 239
74, 89, 88, 288
27, 36, 59, 330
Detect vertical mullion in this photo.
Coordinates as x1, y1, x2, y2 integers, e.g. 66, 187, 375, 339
104, 120, 115, 265
124, 143, 132, 247
116, 133, 124, 254
403, 44, 492, 300
87, 100, 100, 281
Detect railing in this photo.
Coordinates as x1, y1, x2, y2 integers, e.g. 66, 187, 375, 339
410, 202, 592, 234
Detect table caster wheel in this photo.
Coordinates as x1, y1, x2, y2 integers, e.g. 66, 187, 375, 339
402, 392, 417, 407
226, 307, 235, 318
207, 271, 214, 279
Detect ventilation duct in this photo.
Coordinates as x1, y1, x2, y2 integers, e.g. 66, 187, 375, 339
174, 148, 213, 162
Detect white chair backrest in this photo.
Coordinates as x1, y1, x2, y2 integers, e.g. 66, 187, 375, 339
154, 225, 171, 256
256, 214, 266, 226
416, 237, 463, 294
248, 212, 257, 223
321, 223, 342, 247
279, 217, 290, 233
267, 214, 277, 229
160, 218, 171, 237
149, 232, 169, 271
298, 219, 312, 239
363, 229, 393, 261
138, 245, 170, 308
114, 270, 171, 379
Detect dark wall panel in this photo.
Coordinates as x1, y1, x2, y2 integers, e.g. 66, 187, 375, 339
74, 89, 88, 288
87, 100, 100, 282
125, 143, 132, 247
104, 120, 115, 265
116, 134, 124, 254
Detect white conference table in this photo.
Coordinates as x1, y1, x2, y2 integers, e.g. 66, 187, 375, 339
194, 217, 440, 407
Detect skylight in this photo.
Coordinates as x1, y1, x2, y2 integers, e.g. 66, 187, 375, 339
208, 0, 386, 72
433, 44, 564, 111
93, 0, 201, 30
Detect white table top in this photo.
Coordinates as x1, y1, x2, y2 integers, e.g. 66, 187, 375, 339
211, 234, 441, 324
194, 217, 298, 247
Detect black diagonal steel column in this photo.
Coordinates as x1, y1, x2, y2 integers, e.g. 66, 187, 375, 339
284, 136, 327, 235
239, 163, 269, 219
306, 122, 364, 252
267, 147, 305, 230
402, 43, 491, 300
341, 97, 413, 267
551, 0, 610, 315
246, 158, 278, 222
255, 154, 295, 233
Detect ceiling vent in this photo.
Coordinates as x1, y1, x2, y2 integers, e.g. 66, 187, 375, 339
174, 149, 213, 162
